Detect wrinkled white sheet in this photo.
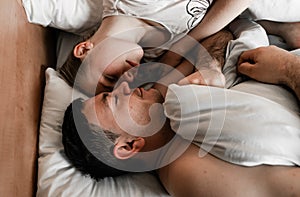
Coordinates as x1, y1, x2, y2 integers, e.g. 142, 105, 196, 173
164, 83, 300, 167
164, 18, 300, 167
244, 0, 300, 22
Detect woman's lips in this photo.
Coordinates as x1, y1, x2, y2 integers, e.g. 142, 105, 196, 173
126, 60, 139, 67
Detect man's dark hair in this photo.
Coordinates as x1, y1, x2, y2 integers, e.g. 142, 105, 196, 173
61, 98, 129, 180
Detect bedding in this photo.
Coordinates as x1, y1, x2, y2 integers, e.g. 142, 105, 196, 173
163, 18, 300, 167
164, 83, 300, 167
22, 0, 300, 35
22, 0, 103, 35
244, 0, 300, 22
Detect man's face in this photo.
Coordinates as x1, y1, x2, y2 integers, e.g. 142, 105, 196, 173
77, 38, 144, 96
82, 82, 164, 136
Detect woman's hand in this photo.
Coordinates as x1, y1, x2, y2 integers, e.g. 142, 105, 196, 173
178, 58, 225, 87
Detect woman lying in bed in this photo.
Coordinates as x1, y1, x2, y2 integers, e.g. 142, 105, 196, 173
58, 0, 300, 97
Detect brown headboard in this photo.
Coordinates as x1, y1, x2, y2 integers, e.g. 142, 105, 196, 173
0, 0, 56, 196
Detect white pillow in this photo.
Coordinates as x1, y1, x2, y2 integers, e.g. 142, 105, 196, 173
37, 68, 169, 197
22, 0, 300, 36
22, 0, 102, 35
242, 0, 300, 22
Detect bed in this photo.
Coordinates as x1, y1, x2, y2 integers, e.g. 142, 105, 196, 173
1, 0, 299, 196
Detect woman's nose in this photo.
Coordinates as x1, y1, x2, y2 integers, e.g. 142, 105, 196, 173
120, 60, 139, 76
114, 81, 131, 96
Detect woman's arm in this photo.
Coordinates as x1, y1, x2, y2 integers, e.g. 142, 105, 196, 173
164, 0, 253, 58
187, 0, 253, 41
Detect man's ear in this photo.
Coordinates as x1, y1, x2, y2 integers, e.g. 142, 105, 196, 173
73, 40, 94, 59
113, 136, 145, 160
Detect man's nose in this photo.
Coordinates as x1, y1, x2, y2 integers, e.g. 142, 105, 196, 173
120, 69, 136, 84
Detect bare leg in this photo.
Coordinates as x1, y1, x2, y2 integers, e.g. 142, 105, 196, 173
258, 20, 300, 49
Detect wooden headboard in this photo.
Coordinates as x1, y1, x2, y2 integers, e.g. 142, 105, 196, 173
0, 0, 56, 196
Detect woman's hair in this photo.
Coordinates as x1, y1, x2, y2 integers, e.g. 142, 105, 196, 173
58, 31, 96, 87
58, 49, 83, 87
61, 98, 129, 180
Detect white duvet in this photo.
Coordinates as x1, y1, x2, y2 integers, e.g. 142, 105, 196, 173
164, 83, 300, 167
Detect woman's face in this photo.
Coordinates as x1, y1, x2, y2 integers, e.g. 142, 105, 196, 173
75, 38, 144, 96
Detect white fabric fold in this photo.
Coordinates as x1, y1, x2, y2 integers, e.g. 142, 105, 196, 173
164, 84, 300, 167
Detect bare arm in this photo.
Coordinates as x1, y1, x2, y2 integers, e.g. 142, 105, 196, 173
285, 53, 300, 100
167, 0, 252, 54
238, 46, 300, 100
188, 0, 252, 41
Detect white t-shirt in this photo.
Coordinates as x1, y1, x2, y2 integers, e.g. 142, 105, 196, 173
102, 0, 213, 58
164, 83, 300, 167
163, 18, 300, 167
103, 0, 213, 37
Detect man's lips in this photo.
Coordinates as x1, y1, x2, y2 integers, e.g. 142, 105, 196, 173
134, 87, 143, 98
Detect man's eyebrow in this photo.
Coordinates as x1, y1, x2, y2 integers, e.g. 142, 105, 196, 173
96, 81, 113, 95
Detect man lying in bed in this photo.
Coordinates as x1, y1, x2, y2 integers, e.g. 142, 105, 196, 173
61, 57, 300, 197
61, 19, 300, 196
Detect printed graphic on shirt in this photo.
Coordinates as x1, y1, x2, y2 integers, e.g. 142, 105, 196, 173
186, 0, 211, 29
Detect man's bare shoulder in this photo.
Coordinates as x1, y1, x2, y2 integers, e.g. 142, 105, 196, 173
158, 144, 300, 197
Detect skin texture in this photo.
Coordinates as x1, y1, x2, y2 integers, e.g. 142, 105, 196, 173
72, 15, 168, 95
82, 79, 300, 197
66, 0, 251, 95
159, 0, 253, 85
159, 144, 300, 197
258, 20, 300, 49
238, 45, 300, 100
156, 45, 300, 196
83, 81, 164, 134
154, 29, 233, 97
